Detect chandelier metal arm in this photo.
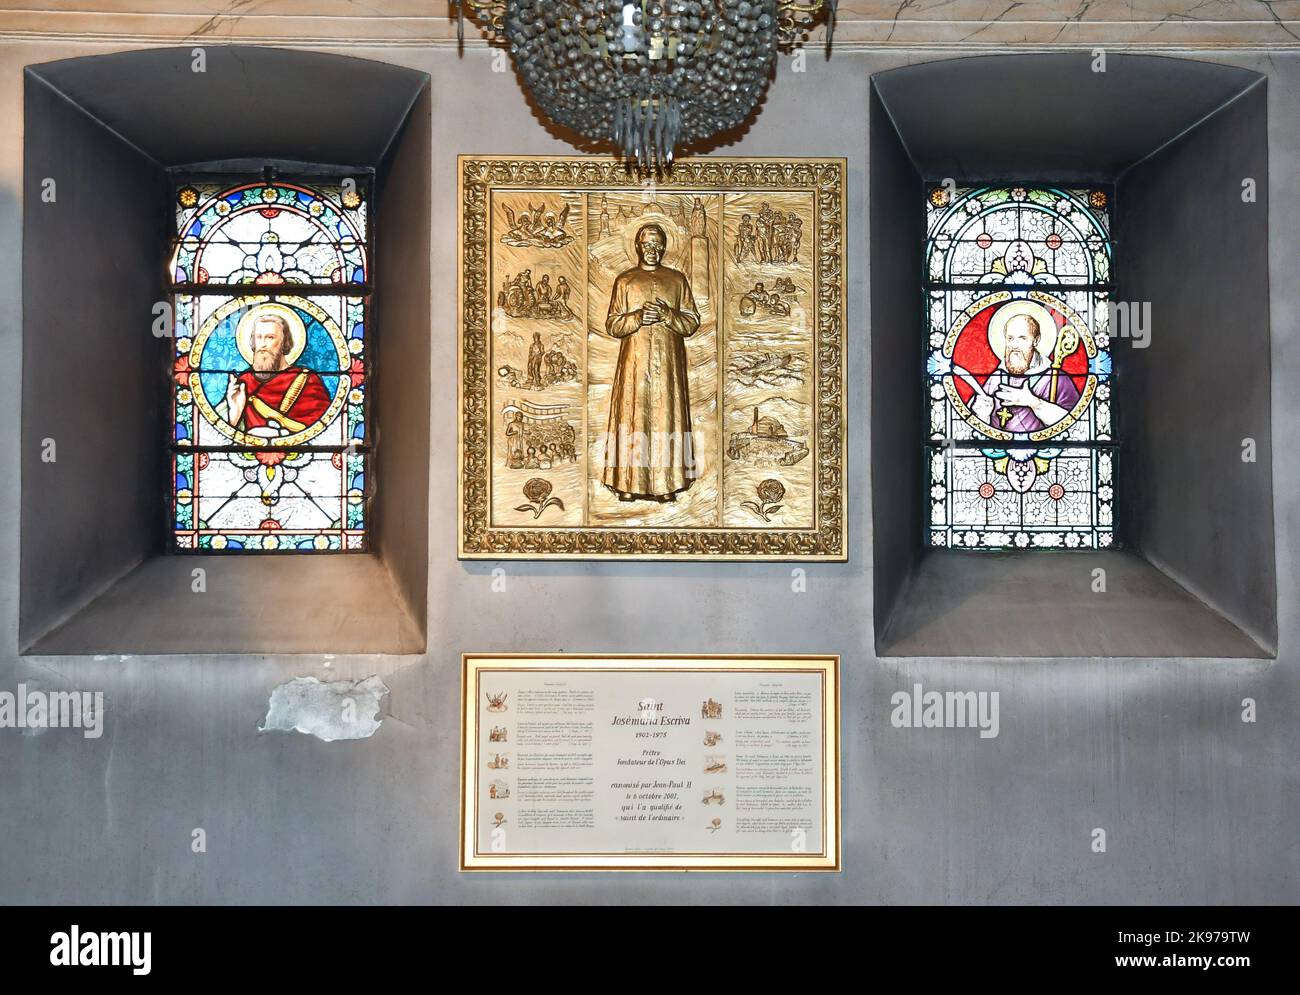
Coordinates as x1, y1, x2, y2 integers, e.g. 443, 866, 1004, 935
454, 0, 508, 44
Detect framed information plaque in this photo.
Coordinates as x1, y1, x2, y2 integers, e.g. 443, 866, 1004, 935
458, 156, 847, 560
460, 654, 840, 872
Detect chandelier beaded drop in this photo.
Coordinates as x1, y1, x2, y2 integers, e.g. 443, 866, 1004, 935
455, 1, 836, 171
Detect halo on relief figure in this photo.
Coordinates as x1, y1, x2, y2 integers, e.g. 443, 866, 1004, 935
620, 212, 681, 268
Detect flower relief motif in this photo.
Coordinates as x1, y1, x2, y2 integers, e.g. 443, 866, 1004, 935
516, 478, 565, 519
742, 478, 786, 523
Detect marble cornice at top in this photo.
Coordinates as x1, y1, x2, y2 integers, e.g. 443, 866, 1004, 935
4, 1, 1300, 49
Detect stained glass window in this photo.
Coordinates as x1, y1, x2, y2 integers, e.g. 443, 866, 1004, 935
925, 185, 1116, 549
169, 179, 370, 551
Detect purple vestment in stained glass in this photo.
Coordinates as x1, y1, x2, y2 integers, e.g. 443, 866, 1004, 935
976, 357, 1081, 434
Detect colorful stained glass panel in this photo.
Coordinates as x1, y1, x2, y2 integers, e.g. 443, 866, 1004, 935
173, 450, 367, 551
924, 186, 1116, 549
172, 293, 367, 450
170, 179, 370, 552
927, 445, 1114, 549
171, 181, 367, 287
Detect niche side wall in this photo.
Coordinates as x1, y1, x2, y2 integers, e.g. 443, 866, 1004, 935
868, 84, 925, 631
373, 85, 432, 631
20, 73, 168, 647
1118, 80, 1276, 651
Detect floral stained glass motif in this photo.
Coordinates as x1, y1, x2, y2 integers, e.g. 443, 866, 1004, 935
925, 185, 1116, 549
172, 181, 367, 286
170, 180, 370, 551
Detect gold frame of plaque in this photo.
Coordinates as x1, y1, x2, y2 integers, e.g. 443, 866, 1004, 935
457, 156, 847, 560
460, 654, 841, 872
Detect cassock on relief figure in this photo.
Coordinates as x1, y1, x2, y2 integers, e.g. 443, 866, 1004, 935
602, 223, 701, 500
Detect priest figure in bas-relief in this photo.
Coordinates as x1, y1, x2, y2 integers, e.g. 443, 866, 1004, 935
600, 222, 701, 502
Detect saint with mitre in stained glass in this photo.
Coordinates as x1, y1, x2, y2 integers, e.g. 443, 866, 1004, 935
967, 300, 1081, 435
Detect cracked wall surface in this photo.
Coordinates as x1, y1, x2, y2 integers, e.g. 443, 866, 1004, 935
259, 677, 389, 743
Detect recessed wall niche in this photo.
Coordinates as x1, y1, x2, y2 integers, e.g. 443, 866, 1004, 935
21, 47, 431, 655
870, 53, 1276, 659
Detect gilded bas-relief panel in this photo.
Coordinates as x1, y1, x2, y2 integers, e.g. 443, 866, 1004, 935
460, 157, 845, 559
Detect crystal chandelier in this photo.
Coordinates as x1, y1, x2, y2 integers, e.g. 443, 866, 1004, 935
454, 1, 837, 171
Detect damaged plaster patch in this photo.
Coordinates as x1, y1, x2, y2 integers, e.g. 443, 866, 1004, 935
259, 675, 388, 742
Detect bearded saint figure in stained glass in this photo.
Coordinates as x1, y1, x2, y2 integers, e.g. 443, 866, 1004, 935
961, 302, 1082, 435
219, 304, 333, 438
925, 185, 1115, 549
170, 179, 370, 552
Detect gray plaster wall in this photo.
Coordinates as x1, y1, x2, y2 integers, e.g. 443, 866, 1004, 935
0, 42, 1296, 904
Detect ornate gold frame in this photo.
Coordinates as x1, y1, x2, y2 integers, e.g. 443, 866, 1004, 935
457, 156, 847, 560
460, 653, 841, 872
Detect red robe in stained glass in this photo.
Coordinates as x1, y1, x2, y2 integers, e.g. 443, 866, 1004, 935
236, 366, 331, 433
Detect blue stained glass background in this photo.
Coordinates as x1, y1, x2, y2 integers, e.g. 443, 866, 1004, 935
196, 303, 344, 410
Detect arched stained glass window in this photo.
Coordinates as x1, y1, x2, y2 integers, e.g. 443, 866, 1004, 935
170, 178, 370, 551
925, 185, 1116, 549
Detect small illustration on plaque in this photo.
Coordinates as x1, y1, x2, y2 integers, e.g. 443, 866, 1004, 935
502, 200, 574, 249
741, 478, 787, 523
497, 333, 578, 390
737, 277, 802, 319
514, 477, 566, 519
728, 406, 809, 467
733, 203, 803, 265
497, 271, 576, 321
503, 401, 578, 470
